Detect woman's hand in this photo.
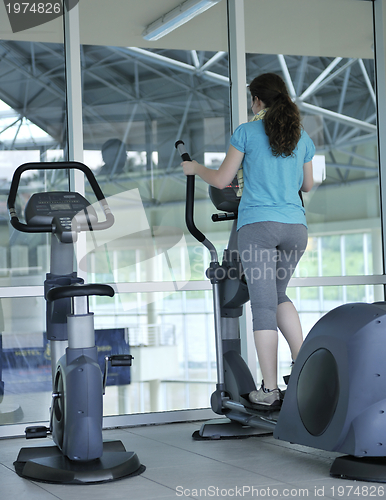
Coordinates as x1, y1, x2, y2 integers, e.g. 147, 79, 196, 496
181, 146, 243, 189
182, 160, 199, 176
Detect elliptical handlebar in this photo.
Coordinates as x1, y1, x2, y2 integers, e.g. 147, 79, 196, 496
175, 141, 205, 244
175, 140, 218, 263
7, 161, 114, 233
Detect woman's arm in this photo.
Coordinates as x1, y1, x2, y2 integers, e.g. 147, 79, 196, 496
182, 145, 244, 190
301, 161, 313, 192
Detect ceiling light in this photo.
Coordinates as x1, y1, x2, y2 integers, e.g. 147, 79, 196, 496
142, 0, 222, 41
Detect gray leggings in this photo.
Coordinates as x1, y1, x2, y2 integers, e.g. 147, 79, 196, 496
237, 221, 308, 331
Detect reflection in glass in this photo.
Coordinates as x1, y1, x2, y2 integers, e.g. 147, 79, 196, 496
0, 40, 68, 287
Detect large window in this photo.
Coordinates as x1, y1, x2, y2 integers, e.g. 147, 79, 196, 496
78, 45, 231, 418
0, 0, 382, 430
242, 0, 381, 381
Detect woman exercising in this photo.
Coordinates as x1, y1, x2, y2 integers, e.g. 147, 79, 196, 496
182, 73, 315, 408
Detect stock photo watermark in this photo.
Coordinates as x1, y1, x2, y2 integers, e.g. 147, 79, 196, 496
190, 244, 314, 284
175, 484, 385, 497
73, 187, 321, 310
74, 188, 190, 310
4, 0, 78, 33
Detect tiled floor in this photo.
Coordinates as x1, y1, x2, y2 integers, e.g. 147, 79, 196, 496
0, 419, 384, 500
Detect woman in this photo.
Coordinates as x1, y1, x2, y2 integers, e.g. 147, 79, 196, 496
182, 73, 315, 408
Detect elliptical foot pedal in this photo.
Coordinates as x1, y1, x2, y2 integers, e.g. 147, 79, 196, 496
240, 394, 281, 413
193, 419, 272, 440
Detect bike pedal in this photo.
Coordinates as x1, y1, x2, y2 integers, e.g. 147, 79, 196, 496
25, 426, 50, 439
109, 354, 134, 366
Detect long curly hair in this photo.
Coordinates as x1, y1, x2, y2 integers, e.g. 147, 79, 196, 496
249, 73, 301, 157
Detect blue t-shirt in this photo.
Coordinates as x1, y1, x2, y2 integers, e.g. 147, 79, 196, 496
230, 120, 315, 230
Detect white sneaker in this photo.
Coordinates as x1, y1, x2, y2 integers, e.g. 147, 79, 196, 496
249, 382, 281, 408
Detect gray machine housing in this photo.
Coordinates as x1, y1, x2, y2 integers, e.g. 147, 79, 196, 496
52, 347, 103, 461
275, 302, 386, 457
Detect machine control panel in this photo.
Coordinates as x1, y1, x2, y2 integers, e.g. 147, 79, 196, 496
24, 191, 98, 228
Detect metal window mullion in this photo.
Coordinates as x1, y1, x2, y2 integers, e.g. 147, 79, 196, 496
4, 275, 386, 301
372, 0, 386, 298
227, 0, 256, 377
63, 2, 86, 280
64, 1, 84, 167
227, 0, 248, 133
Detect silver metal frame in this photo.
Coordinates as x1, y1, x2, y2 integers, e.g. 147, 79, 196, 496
0, 408, 219, 439
1, 274, 386, 299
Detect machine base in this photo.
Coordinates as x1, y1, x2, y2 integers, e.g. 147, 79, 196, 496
193, 418, 273, 440
330, 455, 386, 483
14, 440, 145, 484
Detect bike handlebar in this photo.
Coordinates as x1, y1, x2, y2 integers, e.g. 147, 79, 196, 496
7, 161, 114, 233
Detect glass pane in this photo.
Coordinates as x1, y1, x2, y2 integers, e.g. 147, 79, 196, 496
93, 291, 216, 415
0, 31, 68, 427
297, 232, 376, 279
0, 39, 68, 287
80, 46, 230, 283
243, 2, 379, 279
97, 290, 216, 415
1, 296, 51, 424
1, 291, 216, 422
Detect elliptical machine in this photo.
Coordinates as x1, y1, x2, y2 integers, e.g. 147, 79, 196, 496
177, 140, 386, 482
176, 141, 279, 439
8, 162, 144, 484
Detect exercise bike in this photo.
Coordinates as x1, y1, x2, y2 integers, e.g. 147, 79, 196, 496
176, 140, 386, 482
8, 162, 144, 484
